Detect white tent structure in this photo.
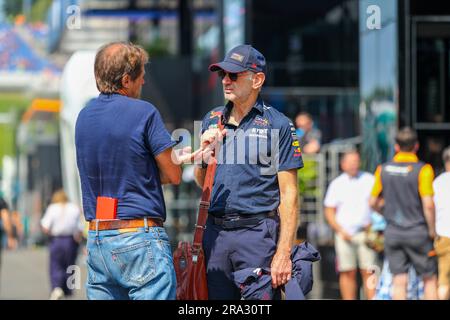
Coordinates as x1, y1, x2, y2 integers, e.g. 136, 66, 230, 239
59, 50, 99, 207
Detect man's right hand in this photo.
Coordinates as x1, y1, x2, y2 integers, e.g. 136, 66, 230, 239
338, 230, 353, 242
428, 228, 437, 240
201, 128, 227, 150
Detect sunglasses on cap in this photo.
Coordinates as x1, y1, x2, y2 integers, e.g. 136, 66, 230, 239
218, 70, 251, 81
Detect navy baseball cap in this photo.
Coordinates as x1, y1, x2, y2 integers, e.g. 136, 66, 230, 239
209, 44, 266, 74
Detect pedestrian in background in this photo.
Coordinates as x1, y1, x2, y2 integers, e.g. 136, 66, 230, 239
294, 111, 321, 154
10, 210, 24, 248
370, 211, 425, 300
0, 191, 15, 277
41, 189, 84, 300
369, 127, 438, 300
324, 150, 377, 299
433, 146, 450, 300
0, 192, 15, 249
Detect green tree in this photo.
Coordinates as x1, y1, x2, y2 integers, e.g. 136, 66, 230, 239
30, 0, 52, 22
3, 0, 24, 20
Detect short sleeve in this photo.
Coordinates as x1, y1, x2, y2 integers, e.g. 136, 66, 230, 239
277, 117, 304, 172
310, 128, 322, 144
418, 164, 435, 197
40, 205, 54, 230
324, 180, 339, 208
74, 204, 85, 232
146, 109, 176, 157
371, 165, 383, 197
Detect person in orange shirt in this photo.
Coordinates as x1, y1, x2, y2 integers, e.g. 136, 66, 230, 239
369, 127, 438, 300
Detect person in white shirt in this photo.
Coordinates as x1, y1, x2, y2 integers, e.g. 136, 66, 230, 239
324, 150, 377, 299
41, 189, 84, 300
433, 146, 450, 300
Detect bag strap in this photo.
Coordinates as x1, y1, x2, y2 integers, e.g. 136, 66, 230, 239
193, 119, 224, 248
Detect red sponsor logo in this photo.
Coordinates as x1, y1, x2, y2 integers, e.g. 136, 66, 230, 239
210, 111, 223, 119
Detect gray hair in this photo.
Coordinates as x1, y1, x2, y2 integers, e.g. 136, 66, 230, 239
94, 42, 149, 94
443, 146, 450, 164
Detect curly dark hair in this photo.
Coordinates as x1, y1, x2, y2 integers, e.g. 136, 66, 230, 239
443, 146, 450, 164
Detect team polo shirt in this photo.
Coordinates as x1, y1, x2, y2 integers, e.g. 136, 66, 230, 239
75, 93, 176, 221
201, 97, 304, 216
371, 152, 434, 230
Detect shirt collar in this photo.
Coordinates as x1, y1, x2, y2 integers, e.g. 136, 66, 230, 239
221, 96, 264, 124
344, 172, 362, 180
393, 152, 419, 163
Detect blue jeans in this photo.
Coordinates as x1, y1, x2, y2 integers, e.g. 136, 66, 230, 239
86, 225, 176, 300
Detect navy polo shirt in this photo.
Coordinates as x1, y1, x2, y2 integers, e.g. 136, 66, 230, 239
75, 93, 176, 221
201, 97, 304, 216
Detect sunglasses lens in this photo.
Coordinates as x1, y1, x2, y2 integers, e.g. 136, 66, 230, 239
218, 70, 239, 81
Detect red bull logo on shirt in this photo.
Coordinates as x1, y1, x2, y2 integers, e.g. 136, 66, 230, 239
253, 116, 269, 127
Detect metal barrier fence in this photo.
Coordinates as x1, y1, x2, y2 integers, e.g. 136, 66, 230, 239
302, 136, 363, 246
162, 137, 363, 298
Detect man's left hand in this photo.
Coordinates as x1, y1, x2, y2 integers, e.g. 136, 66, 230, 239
270, 250, 292, 288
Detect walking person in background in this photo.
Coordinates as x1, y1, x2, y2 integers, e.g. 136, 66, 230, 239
0, 192, 15, 249
369, 127, 438, 300
324, 150, 378, 299
10, 210, 24, 248
433, 146, 450, 300
370, 210, 426, 300
41, 189, 84, 300
1, 191, 15, 278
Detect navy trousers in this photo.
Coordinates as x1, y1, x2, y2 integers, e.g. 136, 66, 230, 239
202, 215, 279, 300
49, 236, 79, 295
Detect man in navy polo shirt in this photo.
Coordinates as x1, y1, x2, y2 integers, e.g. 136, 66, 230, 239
194, 45, 304, 299
75, 42, 203, 300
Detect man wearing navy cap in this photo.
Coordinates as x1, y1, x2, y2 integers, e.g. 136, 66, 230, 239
195, 45, 304, 299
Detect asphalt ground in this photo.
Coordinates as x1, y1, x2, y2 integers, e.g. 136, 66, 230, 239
0, 246, 87, 300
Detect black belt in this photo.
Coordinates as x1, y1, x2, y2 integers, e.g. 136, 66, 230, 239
211, 211, 277, 229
